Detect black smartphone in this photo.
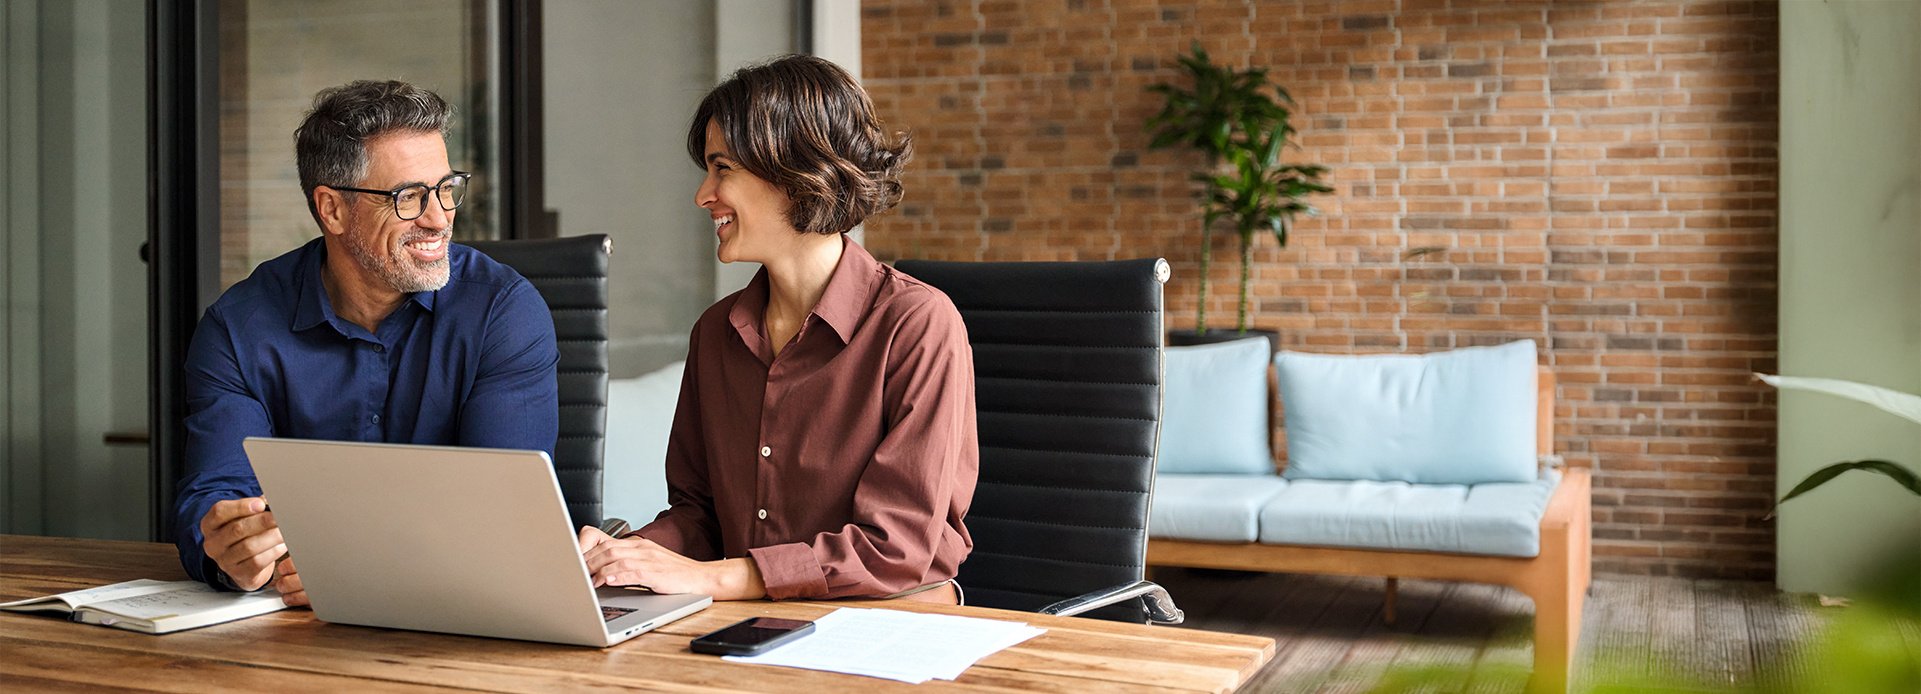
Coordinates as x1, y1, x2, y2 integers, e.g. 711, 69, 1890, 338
689, 617, 816, 656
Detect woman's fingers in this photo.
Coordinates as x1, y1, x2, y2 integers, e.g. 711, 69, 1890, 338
581, 536, 687, 589
575, 525, 611, 553
584, 539, 639, 584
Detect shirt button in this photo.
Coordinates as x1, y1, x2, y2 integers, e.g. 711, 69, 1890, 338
372, 344, 385, 353
757, 509, 768, 520
759, 445, 772, 458
371, 414, 381, 425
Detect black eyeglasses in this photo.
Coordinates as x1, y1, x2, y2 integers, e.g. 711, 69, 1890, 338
328, 171, 471, 221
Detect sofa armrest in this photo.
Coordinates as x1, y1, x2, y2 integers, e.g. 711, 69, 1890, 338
1538, 467, 1591, 531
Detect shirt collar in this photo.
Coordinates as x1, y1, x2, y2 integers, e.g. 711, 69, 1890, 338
726, 235, 880, 356
727, 269, 771, 359
412, 280, 439, 313
290, 239, 436, 336
811, 236, 879, 344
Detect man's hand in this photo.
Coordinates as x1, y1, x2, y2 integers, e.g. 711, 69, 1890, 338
199, 497, 284, 592
577, 526, 763, 600
271, 556, 308, 607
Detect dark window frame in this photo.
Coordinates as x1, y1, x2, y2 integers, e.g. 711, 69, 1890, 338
147, 0, 548, 542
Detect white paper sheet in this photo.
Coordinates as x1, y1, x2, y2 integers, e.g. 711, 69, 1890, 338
723, 608, 1046, 684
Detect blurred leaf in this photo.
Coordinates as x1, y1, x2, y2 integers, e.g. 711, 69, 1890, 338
1767, 459, 1921, 519
1261, 123, 1284, 167
1803, 604, 1921, 694
1756, 373, 1921, 425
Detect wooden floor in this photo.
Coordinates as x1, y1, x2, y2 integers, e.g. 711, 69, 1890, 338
1151, 568, 1834, 693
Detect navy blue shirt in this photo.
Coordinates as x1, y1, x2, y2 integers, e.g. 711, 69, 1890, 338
173, 238, 559, 586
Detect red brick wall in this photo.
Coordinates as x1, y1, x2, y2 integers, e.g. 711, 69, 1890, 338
862, 0, 1779, 580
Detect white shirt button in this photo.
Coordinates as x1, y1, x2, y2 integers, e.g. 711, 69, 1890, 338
757, 509, 768, 520
759, 445, 772, 458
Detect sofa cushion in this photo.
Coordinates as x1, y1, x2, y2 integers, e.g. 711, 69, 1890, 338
1275, 339, 1538, 485
1159, 337, 1273, 475
1150, 474, 1290, 543
1255, 471, 1561, 557
602, 360, 684, 525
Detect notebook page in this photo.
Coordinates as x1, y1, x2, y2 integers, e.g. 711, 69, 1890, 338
0, 579, 180, 610
83, 583, 259, 621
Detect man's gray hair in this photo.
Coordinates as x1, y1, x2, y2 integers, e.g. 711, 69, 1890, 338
295, 80, 452, 221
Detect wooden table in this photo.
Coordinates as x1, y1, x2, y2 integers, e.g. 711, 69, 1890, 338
0, 536, 1273, 692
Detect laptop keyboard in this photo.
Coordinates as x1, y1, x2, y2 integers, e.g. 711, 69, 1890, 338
602, 605, 638, 623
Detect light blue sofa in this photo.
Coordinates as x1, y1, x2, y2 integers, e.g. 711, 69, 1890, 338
1146, 339, 1591, 694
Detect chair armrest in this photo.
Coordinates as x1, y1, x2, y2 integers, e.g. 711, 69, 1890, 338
1038, 580, 1185, 624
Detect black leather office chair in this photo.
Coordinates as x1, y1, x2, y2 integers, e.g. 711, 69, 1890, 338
465, 234, 611, 531
894, 257, 1182, 624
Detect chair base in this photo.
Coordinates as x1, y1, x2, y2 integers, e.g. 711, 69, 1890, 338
1148, 468, 1592, 694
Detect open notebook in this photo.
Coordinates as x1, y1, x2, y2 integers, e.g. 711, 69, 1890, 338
0, 578, 288, 634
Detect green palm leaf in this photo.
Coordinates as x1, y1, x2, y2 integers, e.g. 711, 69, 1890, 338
1144, 41, 1330, 333
1767, 460, 1921, 519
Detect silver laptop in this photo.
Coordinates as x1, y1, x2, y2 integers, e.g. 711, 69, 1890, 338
243, 437, 710, 647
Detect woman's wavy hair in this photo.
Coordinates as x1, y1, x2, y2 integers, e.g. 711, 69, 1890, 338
687, 55, 912, 235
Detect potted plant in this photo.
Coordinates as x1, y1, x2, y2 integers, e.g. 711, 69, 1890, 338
1147, 42, 1331, 349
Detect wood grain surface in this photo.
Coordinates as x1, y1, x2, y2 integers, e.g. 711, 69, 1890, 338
0, 535, 1273, 692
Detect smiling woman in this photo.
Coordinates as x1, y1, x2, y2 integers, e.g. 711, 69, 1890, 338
581, 56, 978, 606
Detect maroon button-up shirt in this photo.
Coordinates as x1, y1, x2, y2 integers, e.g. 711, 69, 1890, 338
636, 237, 978, 600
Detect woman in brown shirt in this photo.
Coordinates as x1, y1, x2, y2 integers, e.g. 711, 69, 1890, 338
577, 55, 979, 603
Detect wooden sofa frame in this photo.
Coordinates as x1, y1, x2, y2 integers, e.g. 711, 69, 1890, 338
1146, 368, 1591, 693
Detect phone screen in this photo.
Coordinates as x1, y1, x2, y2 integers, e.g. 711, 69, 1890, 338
703, 617, 811, 646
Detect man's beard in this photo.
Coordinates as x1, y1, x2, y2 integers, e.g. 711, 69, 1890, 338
346, 227, 451, 293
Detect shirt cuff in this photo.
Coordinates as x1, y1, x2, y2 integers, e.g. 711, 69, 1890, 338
747, 542, 829, 600
197, 556, 226, 590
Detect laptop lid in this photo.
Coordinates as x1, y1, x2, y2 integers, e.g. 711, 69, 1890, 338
242, 438, 708, 647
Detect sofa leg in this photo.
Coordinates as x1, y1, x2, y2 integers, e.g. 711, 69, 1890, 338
1383, 577, 1398, 626
1527, 575, 1581, 694
1526, 519, 1586, 693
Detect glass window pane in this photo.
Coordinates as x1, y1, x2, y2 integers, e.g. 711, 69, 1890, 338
216, 0, 501, 289
4, 0, 152, 539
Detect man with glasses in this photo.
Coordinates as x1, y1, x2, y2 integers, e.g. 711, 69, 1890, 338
172, 80, 559, 605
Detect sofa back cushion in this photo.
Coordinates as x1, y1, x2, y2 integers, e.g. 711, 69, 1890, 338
1276, 340, 1538, 485
1159, 337, 1273, 475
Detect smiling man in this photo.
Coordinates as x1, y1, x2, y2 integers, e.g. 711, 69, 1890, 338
172, 80, 558, 604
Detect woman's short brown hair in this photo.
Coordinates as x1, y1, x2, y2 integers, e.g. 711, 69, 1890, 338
687, 55, 912, 235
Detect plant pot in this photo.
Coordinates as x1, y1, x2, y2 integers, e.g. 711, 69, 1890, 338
1166, 328, 1278, 355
